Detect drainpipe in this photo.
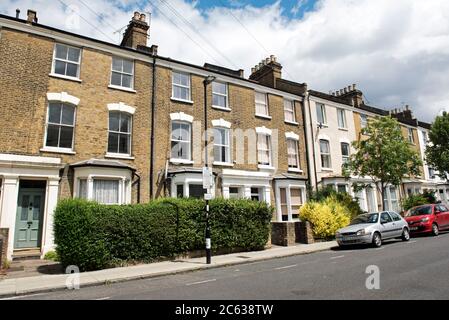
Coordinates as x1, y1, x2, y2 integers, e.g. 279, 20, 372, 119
306, 91, 319, 191
301, 94, 312, 196
149, 55, 157, 200
132, 172, 141, 203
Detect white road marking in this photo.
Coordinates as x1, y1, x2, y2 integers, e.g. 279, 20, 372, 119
186, 279, 217, 286
94, 296, 111, 300
330, 255, 345, 260
375, 247, 385, 250
274, 264, 298, 270
0, 293, 44, 300
407, 240, 417, 244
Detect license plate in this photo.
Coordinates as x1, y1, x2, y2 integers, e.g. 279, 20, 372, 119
410, 227, 418, 231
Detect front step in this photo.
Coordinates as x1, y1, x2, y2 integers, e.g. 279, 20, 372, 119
12, 248, 41, 261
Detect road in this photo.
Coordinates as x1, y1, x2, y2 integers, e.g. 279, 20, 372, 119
5, 231, 449, 300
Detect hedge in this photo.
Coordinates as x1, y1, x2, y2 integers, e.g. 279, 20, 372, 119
54, 198, 273, 271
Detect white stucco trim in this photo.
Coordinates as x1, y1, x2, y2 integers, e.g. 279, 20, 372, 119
255, 126, 272, 135
170, 172, 215, 198
0, 153, 61, 164
317, 133, 331, 141
211, 118, 232, 128
339, 137, 351, 145
107, 102, 136, 115
285, 131, 300, 141
46, 92, 80, 106
170, 112, 194, 123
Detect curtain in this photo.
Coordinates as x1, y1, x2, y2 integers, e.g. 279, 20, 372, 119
93, 180, 119, 204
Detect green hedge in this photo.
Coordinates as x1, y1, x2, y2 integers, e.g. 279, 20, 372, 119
54, 198, 273, 271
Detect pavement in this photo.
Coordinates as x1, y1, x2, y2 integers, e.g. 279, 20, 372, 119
0, 241, 336, 298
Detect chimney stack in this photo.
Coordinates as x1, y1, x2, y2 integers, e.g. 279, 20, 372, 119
249, 55, 283, 88
120, 11, 150, 49
26, 9, 37, 24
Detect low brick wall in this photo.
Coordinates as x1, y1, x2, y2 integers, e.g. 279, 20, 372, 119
0, 228, 9, 270
271, 222, 297, 246
296, 221, 314, 244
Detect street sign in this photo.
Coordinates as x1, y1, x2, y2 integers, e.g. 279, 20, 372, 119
204, 193, 212, 200
202, 167, 213, 189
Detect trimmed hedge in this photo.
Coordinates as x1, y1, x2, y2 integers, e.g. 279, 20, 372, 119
54, 198, 273, 271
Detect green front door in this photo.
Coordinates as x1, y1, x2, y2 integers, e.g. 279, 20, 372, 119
14, 189, 45, 249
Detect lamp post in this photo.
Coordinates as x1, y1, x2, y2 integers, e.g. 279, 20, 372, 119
203, 75, 216, 265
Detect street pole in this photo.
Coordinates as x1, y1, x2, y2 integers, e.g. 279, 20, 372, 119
203, 75, 215, 265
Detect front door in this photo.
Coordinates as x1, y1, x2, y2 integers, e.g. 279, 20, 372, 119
14, 189, 45, 249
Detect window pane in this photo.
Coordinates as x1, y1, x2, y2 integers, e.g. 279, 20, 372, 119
341, 143, 349, 156
122, 59, 133, 74
316, 104, 325, 123
59, 126, 73, 148
48, 103, 62, 123
290, 188, 302, 206
93, 180, 119, 204
180, 123, 190, 141
214, 128, 224, 145
171, 141, 180, 158
66, 63, 78, 77
189, 184, 206, 199
320, 140, 329, 153
54, 60, 66, 75
173, 72, 189, 86
122, 74, 132, 88
46, 124, 59, 147
61, 104, 75, 125
173, 86, 189, 100
108, 132, 119, 153
112, 57, 122, 72
67, 47, 80, 62
109, 112, 120, 131
120, 114, 131, 133
212, 82, 226, 95
111, 72, 122, 86
55, 44, 68, 59
213, 94, 226, 107
255, 92, 266, 103
119, 134, 130, 154
79, 179, 87, 199
176, 184, 184, 198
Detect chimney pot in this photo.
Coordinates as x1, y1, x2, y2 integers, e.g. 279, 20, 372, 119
340, 89, 344, 95
239, 69, 244, 78
26, 9, 37, 23
352, 83, 356, 90
259, 62, 263, 68
344, 88, 348, 94
16, 9, 20, 19
133, 11, 140, 20
265, 57, 270, 64
405, 104, 409, 110
120, 12, 150, 49
270, 55, 275, 62
251, 67, 256, 73
347, 85, 351, 92
140, 13, 146, 22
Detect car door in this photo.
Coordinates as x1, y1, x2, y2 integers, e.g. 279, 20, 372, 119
390, 212, 405, 237
380, 212, 395, 239
437, 204, 449, 230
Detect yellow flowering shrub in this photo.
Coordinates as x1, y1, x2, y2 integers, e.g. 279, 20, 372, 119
299, 196, 351, 239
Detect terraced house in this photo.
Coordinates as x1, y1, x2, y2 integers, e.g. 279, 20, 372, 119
0, 10, 309, 259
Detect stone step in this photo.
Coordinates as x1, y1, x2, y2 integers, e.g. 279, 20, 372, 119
12, 248, 41, 261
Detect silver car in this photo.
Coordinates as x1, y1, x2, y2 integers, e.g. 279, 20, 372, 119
336, 211, 410, 247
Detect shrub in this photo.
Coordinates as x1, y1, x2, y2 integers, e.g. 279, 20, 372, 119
401, 192, 436, 212
299, 196, 351, 240
44, 250, 59, 262
309, 185, 363, 219
54, 198, 273, 271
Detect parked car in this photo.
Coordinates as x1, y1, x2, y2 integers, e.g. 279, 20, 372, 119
405, 204, 449, 236
336, 211, 410, 247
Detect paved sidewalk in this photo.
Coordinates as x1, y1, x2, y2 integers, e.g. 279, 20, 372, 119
0, 241, 336, 298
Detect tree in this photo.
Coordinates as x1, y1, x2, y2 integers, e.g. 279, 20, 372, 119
344, 116, 422, 210
425, 111, 449, 179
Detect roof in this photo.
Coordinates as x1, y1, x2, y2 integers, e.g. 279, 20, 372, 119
308, 90, 352, 106
70, 158, 136, 171
273, 173, 307, 180
418, 121, 432, 129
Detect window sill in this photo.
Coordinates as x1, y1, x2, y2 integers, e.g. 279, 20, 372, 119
108, 85, 136, 93
255, 114, 272, 120
213, 161, 234, 167
285, 120, 299, 126
105, 153, 135, 160
321, 168, 334, 172
171, 97, 194, 104
258, 164, 275, 170
49, 73, 82, 83
40, 147, 76, 155
338, 127, 348, 131
212, 105, 232, 112
317, 123, 328, 128
288, 168, 303, 173
170, 159, 194, 165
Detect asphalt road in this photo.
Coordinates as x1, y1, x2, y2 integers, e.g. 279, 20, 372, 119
6, 231, 449, 300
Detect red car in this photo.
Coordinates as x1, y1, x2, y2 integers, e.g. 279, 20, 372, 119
405, 204, 449, 236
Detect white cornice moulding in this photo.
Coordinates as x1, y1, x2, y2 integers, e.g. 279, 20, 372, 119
107, 102, 136, 115
255, 126, 272, 135
47, 92, 80, 106
170, 112, 194, 123
212, 119, 231, 128
285, 131, 299, 141
317, 133, 331, 141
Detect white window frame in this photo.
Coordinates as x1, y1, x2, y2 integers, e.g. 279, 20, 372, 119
360, 114, 368, 128
107, 111, 133, 157
341, 142, 350, 164
51, 43, 82, 80
257, 133, 272, 167
319, 139, 332, 169
287, 138, 300, 171
171, 71, 192, 103
284, 99, 296, 124
212, 81, 229, 110
213, 127, 231, 165
337, 108, 347, 129
255, 91, 270, 118
408, 128, 415, 144
275, 180, 306, 222
170, 120, 192, 163
109, 56, 134, 90
316, 103, 327, 125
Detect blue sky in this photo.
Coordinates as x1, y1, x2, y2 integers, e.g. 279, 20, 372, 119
192, 0, 317, 18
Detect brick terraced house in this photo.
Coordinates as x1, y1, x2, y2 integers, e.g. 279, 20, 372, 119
0, 10, 309, 259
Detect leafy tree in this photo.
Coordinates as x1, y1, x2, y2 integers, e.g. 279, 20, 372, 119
425, 111, 449, 178
344, 116, 422, 210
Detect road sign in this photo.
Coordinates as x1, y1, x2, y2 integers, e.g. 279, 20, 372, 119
202, 167, 213, 189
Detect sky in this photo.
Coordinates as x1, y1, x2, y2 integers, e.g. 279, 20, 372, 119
1, 0, 449, 122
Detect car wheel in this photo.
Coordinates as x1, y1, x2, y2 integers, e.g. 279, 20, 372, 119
432, 223, 439, 236
372, 232, 382, 247
401, 228, 410, 241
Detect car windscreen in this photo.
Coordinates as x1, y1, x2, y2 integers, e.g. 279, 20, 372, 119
408, 205, 432, 216
350, 213, 379, 225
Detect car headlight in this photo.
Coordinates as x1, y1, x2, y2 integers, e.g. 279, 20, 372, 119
356, 229, 366, 236
335, 232, 341, 237
421, 217, 430, 223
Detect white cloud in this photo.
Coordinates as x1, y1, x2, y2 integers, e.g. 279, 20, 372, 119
1, 0, 449, 122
